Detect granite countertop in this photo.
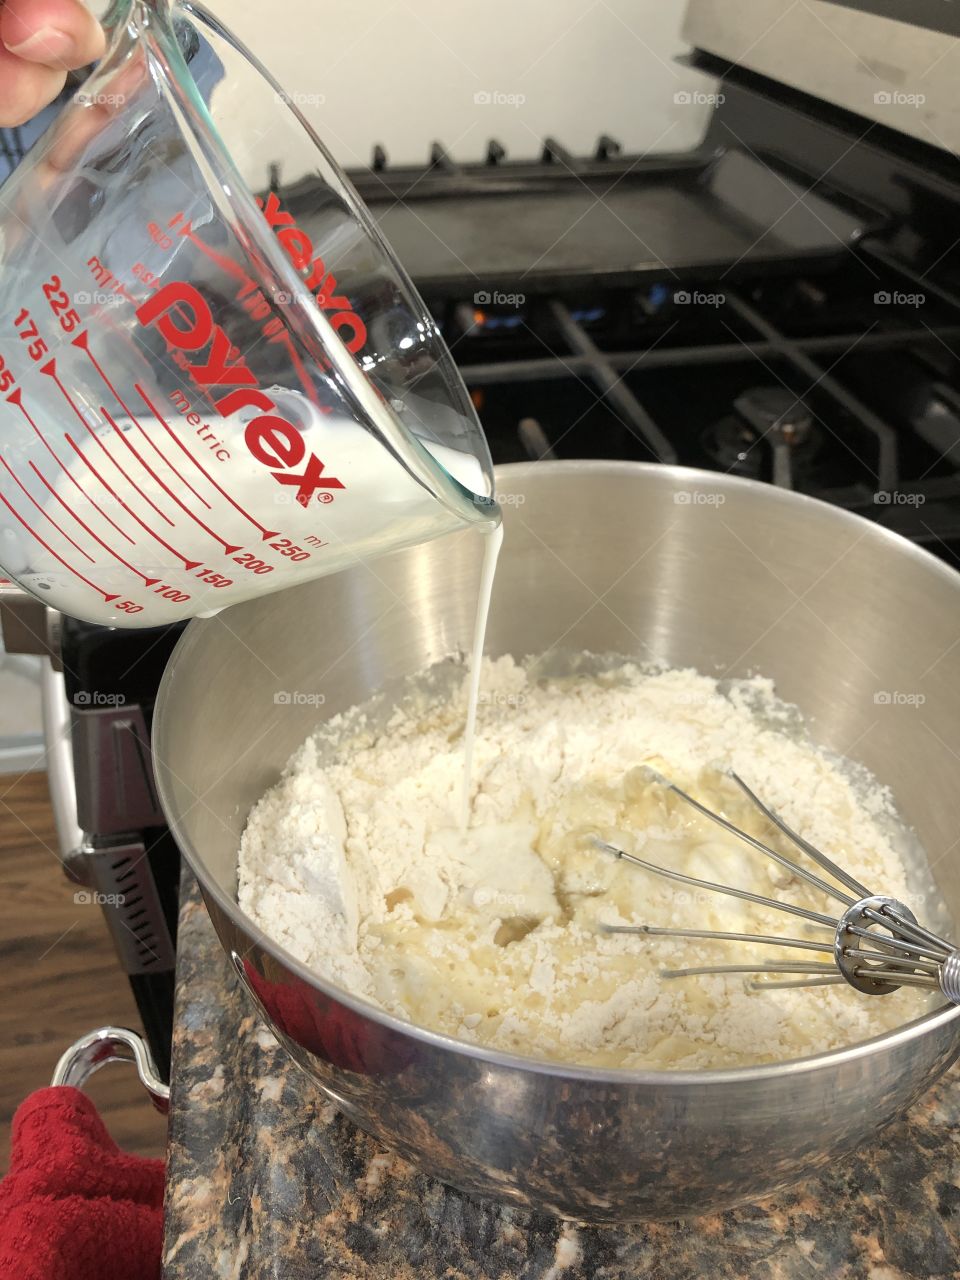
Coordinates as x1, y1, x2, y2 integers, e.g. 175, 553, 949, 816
162, 875, 960, 1279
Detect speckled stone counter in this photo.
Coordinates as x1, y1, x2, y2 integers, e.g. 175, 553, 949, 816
162, 875, 960, 1279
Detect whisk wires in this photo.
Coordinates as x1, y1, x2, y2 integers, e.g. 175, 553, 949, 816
597, 771, 957, 998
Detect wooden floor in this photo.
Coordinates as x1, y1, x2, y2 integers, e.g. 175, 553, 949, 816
0, 771, 167, 1171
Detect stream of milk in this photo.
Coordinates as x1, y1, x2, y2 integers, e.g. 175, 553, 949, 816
460, 521, 504, 828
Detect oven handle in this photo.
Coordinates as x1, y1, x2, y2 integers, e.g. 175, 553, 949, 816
51, 1026, 170, 1113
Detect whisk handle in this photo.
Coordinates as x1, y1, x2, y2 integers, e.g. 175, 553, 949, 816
939, 953, 960, 1005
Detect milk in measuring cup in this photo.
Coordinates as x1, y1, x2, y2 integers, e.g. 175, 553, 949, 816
0, 386, 486, 627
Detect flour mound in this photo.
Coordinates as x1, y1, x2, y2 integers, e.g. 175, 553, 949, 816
238, 657, 933, 1070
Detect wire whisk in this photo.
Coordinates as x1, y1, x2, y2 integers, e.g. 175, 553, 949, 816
595, 771, 960, 1004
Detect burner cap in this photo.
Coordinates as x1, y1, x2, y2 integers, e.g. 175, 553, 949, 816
700, 417, 763, 478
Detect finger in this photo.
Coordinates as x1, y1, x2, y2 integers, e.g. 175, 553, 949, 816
1, 0, 105, 71
0, 40, 65, 125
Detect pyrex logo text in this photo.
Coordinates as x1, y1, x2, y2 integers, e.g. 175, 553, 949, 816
257, 192, 367, 354
136, 283, 345, 505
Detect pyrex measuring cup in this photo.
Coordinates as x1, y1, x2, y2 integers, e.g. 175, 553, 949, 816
0, 0, 497, 627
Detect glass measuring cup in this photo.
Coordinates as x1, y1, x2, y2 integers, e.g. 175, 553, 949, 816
0, 0, 497, 627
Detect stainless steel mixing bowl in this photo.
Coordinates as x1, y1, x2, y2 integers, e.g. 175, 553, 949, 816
153, 461, 960, 1221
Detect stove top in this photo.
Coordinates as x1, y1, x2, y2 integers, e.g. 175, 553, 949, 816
327, 61, 960, 571
436, 262, 960, 544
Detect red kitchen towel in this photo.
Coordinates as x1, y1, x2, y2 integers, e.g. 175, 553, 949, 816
0, 1086, 164, 1280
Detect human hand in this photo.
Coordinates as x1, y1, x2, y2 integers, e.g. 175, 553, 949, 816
0, 0, 105, 126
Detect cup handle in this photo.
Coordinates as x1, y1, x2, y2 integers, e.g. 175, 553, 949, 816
51, 1026, 170, 1114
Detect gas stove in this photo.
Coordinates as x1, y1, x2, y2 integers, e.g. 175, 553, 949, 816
373, 66, 960, 563
448, 263, 960, 560
7, 37, 960, 1077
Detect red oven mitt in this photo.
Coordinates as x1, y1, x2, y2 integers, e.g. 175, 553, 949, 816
0, 1086, 164, 1280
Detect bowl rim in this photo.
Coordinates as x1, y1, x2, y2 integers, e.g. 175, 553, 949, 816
154, 458, 960, 1085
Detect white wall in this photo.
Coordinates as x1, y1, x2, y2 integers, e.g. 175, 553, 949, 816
220, 0, 719, 168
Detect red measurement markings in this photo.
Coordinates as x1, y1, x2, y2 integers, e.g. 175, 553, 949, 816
100, 406, 242, 555
0, 456, 95, 563
64, 434, 201, 570
71, 331, 213, 512
0, 487, 118, 603
40, 359, 174, 527
135, 383, 280, 541
6, 387, 136, 547
29, 463, 160, 587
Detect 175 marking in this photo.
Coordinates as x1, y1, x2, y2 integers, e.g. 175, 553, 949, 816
13, 309, 48, 362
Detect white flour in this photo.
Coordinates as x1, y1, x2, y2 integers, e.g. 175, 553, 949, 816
238, 656, 937, 1069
